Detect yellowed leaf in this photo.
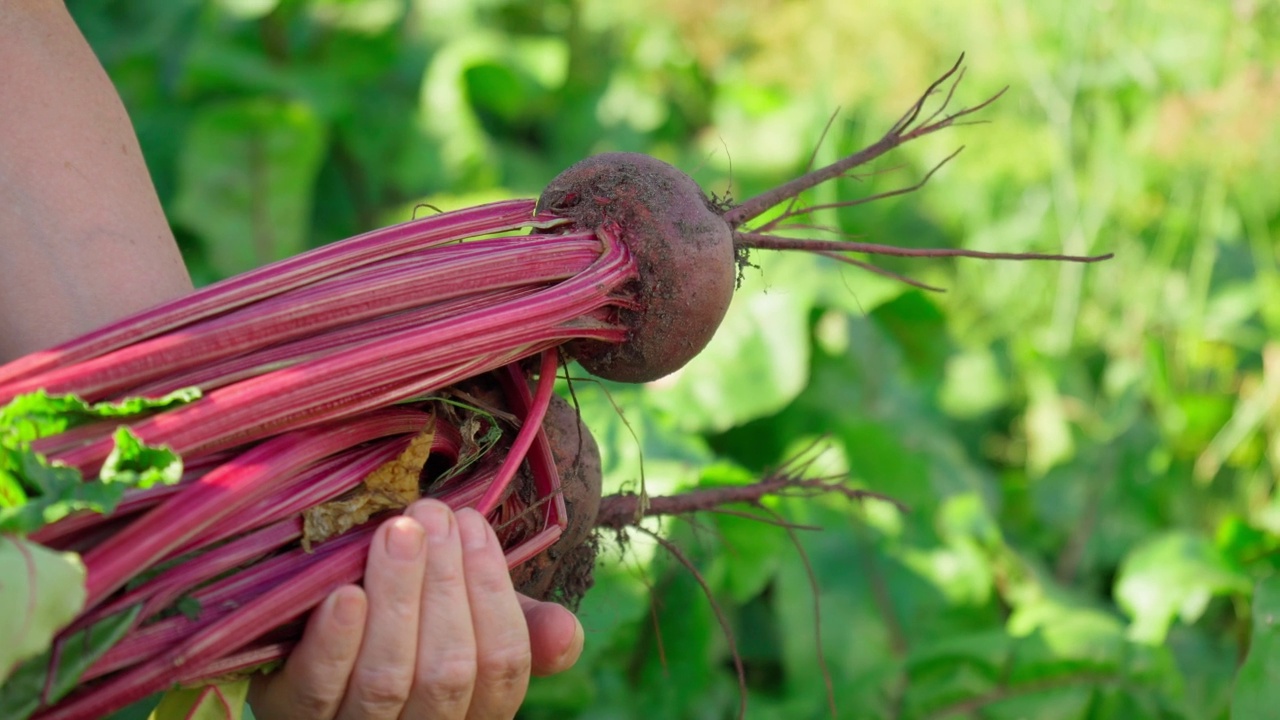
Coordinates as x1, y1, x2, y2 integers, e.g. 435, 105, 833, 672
303, 417, 436, 548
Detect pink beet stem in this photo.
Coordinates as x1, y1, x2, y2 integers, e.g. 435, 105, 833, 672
0, 233, 600, 403
174, 641, 294, 686
498, 360, 567, 528
0, 200, 558, 386
78, 524, 374, 688
82, 433, 418, 627
80, 408, 432, 607
475, 350, 560, 515
40, 529, 374, 720
74, 518, 304, 647
54, 236, 633, 472
128, 287, 536, 398
504, 525, 564, 568
493, 360, 568, 566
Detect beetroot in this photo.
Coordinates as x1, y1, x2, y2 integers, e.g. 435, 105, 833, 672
511, 393, 601, 607
539, 153, 736, 383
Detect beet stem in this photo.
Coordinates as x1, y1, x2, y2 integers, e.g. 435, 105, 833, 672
0, 200, 559, 386
38, 530, 374, 720
475, 350, 559, 516
80, 409, 431, 607
0, 234, 600, 404
53, 244, 631, 471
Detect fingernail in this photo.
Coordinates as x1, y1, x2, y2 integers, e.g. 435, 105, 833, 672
412, 500, 452, 542
555, 617, 586, 672
457, 509, 490, 550
386, 516, 425, 560
332, 588, 365, 628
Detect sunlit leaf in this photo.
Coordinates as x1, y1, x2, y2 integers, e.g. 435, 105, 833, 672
645, 253, 815, 434
1116, 531, 1251, 644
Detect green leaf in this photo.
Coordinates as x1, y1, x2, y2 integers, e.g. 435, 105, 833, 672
1232, 576, 1280, 720
174, 99, 327, 278
707, 475, 785, 603
633, 554, 723, 717
150, 680, 249, 720
212, 0, 278, 21
1, 391, 194, 534
1, 388, 201, 445
1, 604, 140, 718
0, 448, 114, 531
0, 536, 86, 685
1008, 602, 1127, 680
1115, 531, 1252, 644
1024, 373, 1075, 476
976, 684, 1094, 720
101, 427, 184, 490
0, 429, 185, 534
560, 379, 713, 498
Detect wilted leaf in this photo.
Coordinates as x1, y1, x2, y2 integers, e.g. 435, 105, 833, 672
303, 420, 435, 547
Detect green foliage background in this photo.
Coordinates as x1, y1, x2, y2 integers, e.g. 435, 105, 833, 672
75, 0, 1280, 718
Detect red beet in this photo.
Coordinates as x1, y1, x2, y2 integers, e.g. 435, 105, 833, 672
539, 153, 736, 383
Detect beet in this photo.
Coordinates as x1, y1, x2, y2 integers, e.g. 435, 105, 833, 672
513, 393, 601, 607
538, 153, 736, 383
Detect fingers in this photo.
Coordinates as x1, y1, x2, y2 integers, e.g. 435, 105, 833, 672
401, 501, 477, 718
518, 595, 585, 676
456, 509, 532, 718
335, 516, 429, 720
248, 585, 367, 720
400, 505, 533, 720
249, 501, 581, 720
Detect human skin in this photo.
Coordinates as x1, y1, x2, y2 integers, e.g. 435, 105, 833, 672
0, 1, 193, 360
0, 3, 583, 717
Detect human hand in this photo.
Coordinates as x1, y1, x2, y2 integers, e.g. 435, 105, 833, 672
248, 499, 585, 719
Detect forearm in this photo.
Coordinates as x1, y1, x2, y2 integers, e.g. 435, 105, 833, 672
0, 1, 192, 363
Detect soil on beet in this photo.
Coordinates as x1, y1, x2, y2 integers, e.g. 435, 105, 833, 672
511, 392, 602, 609
538, 152, 736, 383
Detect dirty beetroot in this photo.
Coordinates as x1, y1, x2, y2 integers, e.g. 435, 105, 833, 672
0, 58, 1112, 720
540, 151, 736, 383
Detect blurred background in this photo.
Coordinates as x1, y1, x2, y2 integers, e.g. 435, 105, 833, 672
76, 1, 1280, 718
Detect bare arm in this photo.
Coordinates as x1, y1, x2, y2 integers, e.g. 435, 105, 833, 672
0, 1, 192, 362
